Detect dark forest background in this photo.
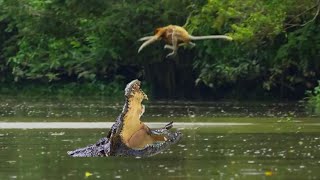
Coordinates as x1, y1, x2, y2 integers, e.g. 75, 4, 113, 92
0, 0, 320, 102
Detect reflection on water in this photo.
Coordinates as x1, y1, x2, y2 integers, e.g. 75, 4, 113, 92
0, 97, 318, 120
1, 129, 319, 179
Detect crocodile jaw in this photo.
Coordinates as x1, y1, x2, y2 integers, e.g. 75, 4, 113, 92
121, 79, 148, 146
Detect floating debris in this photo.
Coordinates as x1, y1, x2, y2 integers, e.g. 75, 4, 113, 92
50, 132, 65, 136
85, 172, 92, 177
264, 171, 273, 176
168, 169, 175, 173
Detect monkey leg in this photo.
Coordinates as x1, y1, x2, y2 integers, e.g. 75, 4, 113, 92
164, 42, 195, 51
166, 29, 178, 58
178, 42, 195, 47
166, 51, 176, 58
166, 47, 178, 57
164, 44, 174, 50
188, 42, 196, 47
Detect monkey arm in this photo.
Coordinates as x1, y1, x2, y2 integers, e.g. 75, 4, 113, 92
138, 26, 168, 53
164, 44, 174, 50
138, 36, 160, 53
138, 36, 154, 41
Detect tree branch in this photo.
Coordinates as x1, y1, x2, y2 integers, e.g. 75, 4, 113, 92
285, 0, 320, 29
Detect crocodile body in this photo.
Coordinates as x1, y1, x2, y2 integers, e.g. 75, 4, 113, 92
68, 80, 182, 157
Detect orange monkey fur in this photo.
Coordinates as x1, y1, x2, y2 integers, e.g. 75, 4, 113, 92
138, 25, 232, 57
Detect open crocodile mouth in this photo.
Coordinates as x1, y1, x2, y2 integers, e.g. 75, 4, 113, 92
124, 79, 148, 100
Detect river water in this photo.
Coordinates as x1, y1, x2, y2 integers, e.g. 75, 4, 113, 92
0, 97, 319, 179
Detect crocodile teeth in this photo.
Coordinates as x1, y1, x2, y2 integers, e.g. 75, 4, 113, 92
164, 137, 167, 141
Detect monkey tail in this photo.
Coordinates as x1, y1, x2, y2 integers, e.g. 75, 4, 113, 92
189, 35, 232, 41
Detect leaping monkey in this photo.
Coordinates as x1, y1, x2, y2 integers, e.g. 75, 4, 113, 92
138, 25, 233, 57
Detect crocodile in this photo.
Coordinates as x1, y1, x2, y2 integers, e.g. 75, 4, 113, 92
67, 79, 182, 157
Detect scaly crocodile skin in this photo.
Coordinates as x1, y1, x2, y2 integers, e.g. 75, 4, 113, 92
68, 80, 182, 157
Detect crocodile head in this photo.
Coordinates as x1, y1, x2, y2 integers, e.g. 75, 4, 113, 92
124, 79, 148, 102
118, 80, 149, 147
68, 79, 182, 157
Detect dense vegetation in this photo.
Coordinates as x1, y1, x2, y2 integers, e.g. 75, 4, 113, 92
0, 0, 319, 102
306, 81, 320, 112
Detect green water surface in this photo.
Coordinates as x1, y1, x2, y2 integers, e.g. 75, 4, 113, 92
0, 98, 319, 179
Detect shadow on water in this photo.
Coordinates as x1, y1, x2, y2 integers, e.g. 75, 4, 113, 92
0, 97, 319, 179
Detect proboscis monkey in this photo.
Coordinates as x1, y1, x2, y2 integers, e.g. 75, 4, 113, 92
138, 25, 232, 57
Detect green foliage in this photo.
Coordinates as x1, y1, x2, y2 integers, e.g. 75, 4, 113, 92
187, 0, 320, 97
265, 23, 320, 91
0, 0, 319, 99
306, 81, 320, 113
0, 80, 126, 99
0, 0, 193, 82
